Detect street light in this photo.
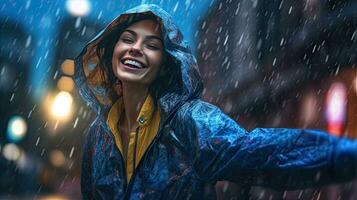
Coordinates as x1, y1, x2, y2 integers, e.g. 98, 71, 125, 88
325, 82, 347, 136
50, 91, 73, 120
6, 116, 27, 143
66, 0, 91, 17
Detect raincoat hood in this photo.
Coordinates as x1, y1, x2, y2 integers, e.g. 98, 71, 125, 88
74, 4, 203, 120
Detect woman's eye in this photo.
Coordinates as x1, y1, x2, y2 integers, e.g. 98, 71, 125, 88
121, 38, 134, 43
146, 44, 160, 50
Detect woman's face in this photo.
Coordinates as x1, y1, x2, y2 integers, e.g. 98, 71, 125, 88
112, 19, 164, 86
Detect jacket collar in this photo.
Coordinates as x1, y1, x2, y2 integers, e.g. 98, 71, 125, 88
107, 94, 156, 133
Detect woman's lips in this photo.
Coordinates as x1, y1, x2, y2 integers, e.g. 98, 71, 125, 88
119, 61, 146, 72
121, 58, 147, 69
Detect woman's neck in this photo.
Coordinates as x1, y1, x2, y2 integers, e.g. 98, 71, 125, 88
120, 81, 149, 132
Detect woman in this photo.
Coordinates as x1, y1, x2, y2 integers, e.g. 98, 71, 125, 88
74, 4, 357, 199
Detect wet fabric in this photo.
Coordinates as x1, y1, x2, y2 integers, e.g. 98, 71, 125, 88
74, 4, 357, 200
107, 94, 160, 183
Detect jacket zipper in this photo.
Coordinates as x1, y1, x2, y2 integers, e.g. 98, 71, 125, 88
133, 126, 139, 175
123, 102, 186, 199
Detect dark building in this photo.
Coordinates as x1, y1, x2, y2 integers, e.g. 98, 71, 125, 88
198, 0, 357, 127
0, 18, 39, 194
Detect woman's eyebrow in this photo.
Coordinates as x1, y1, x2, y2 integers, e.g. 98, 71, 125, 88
123, 29, 163, 43
145, 35, 163, 44
122, 29, 137, 36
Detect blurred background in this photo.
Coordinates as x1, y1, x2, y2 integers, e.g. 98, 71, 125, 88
0, 0, 356, 199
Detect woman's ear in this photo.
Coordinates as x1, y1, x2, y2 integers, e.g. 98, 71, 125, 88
113, 79, 123, 96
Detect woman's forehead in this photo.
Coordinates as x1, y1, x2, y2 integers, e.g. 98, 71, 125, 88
124, 19, 162, 38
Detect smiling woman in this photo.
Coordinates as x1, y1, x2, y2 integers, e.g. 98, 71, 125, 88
74, 4, 357, 200
112, 19, 164, 85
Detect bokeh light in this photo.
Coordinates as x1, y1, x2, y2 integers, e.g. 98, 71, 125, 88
6, 116, 27, 143
51, 91, 73, 119
61, 59, 75, 76
66, 0, 91, 17
39, 195, 71, 200
50, 150, 66, 168
3, 143, 21, 161
325, 82, 347, 136
300, 92, 318, 126
57, 76, 75, 92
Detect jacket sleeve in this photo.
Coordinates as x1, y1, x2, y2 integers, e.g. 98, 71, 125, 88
81, 119, 98, 199
189, 101, 357, 190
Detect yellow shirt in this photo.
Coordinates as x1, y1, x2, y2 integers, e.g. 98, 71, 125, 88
107, 94, 160, 183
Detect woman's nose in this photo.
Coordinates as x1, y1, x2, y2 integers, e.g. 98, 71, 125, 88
128, 42, 143, 56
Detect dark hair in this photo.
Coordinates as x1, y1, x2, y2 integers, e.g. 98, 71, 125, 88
95, 13, 175, 105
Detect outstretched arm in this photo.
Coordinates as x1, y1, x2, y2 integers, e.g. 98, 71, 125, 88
189, 101, 357, 190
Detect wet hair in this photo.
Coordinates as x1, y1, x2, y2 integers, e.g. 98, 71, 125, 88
96, 13, 175, 104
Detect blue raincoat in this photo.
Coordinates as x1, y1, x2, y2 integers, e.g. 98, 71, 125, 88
74, 4, 357, 200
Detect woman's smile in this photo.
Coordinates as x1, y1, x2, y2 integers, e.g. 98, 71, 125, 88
121, 58, 147, 69
120, 57, 148, 71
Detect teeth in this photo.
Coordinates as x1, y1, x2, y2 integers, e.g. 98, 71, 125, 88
124, 59, 143, 68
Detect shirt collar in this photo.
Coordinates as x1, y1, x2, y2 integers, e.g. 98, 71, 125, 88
136, 94, 156, 126
107, 94, 156, 132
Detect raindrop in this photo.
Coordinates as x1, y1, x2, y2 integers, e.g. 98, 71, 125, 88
83, 110, 87, 119
10, 93, 15, 102
37, 185, 43, 193
334, 67, 340, 76
252, 0, 257, 8
282, 190, 288, 198
25, 0, 31, 10
312, 44, 317, 53
238, 33, 244, 44
256, 39, 262, 50
54, 120, 59, 130
75, 17, 81, 29
53, 70, 58, 79
55, 8, 60, 17
280, 37, 284, 46
69, 147, 75, 158
35, 57, 42, 69
234, 2, 240, 15
64, 31, 70, 40
218, 2, 222, 10
25, 36, 32, 48
201, 21, 206, 29
73, 117, 79, 128
278, 0, 284, 10
258, 190, 265, 199
351, 31, 356, 41
298, 190, 303, 199
44, 50, 49, 59
41, 148, 46, 156
35, 137, 40, 146
98, 11, 103, 19
216, 36, 220, 44
173, 2, 179, 12
81, 26, 87, 36
223, 35, 229, 45
27, 110, 33, 119
325, 55, 329, 63
0, 67, 5, 76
